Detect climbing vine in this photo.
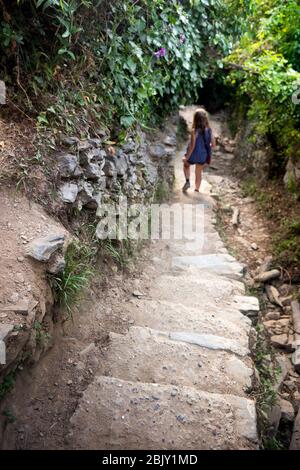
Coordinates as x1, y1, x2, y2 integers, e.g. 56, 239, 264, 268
0, 0, 232, 133
1, 0, 299, 163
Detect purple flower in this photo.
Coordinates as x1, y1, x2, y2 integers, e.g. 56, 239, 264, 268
154, 48, 166, 58
179, 34, 186, 44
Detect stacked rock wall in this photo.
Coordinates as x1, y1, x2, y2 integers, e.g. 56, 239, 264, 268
55, 127, 176, 214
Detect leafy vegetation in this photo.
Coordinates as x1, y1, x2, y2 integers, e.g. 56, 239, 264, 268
1, 2, 300, 276
254, 324, 283, 449
225, 0, 300, 178
33, 320, 51, 348
1, 1, 299, 158
0, 369, 17, 401
2, 408, 17, 424
100, 238, 134, 269
154, 181, 170, 203
50, 241, 94, 318
273, 217, 300, 267
0, 0, 232, 136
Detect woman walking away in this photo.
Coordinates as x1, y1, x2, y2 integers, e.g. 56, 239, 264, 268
182, 108, 214, 193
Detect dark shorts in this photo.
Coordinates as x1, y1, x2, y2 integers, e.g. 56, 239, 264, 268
186, 156, 211, 166
187, 159, 205, 166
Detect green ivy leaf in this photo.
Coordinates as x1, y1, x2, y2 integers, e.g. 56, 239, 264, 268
120, 115, 135, 128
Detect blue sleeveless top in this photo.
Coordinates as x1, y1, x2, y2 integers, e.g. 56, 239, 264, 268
188, 128, 212, 165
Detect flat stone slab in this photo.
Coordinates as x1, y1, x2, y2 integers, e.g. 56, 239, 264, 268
124, 299, 251, 345
26, 233, 65, 262
0, 301, 29, 315
164, 331, 249, 357
232, 295, 260, 317
69, 376, 258, 450
290, 409, 300, 450
101, 327, 253, 396
167, 234, 226, 256
0, 323, 14, 341
205, 175, 225, 185
172, 254, 244, 280
147, 271, 246, 311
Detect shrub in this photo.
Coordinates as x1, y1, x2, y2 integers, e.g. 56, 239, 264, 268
224, 0, 300, 166
0, 0, 232, 134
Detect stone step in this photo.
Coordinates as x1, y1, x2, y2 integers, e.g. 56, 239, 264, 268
166, 233, 227, 256
68, 376, 258, 450
147, 271, 246, 310
100, 326, 253, 395
172, 254, 245, 280
162, 330, 249, 356
124, 299, 251, 346
150, 208, 219, 248
173, 192, 216, 211
233, 295, 260, 317
176, 179, 215, 200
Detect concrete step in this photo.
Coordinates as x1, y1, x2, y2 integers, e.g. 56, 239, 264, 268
172, 254, 245, 280
124, 299, 251, 346
68, 376, 258, 450
100, 326, 253, 396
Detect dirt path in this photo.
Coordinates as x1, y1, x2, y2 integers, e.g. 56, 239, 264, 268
2, 107, 259, 450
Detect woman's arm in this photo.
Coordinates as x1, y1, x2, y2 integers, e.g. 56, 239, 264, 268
185, 130, 196, 160
206, 128, 214, 166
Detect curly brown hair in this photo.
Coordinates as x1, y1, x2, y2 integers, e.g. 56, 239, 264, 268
192, 108, 210, 133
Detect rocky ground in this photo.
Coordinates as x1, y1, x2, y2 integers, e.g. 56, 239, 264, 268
0, 189, 68, 375
201, 111, 300, 449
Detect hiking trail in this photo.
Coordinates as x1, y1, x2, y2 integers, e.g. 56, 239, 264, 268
66, 107, 259, 450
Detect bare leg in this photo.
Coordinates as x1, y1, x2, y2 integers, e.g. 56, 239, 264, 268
195, 164, 203, 191
183, 161, 190, 180
182, 160, 191, 192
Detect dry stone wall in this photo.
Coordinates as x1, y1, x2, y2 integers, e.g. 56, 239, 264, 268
55, 126, 176, 214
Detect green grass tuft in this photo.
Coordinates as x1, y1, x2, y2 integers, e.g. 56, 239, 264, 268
100, 238, 137, 269
0, 370, 17, 401
2, 408, 17, 424
50, 241, 94, 319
